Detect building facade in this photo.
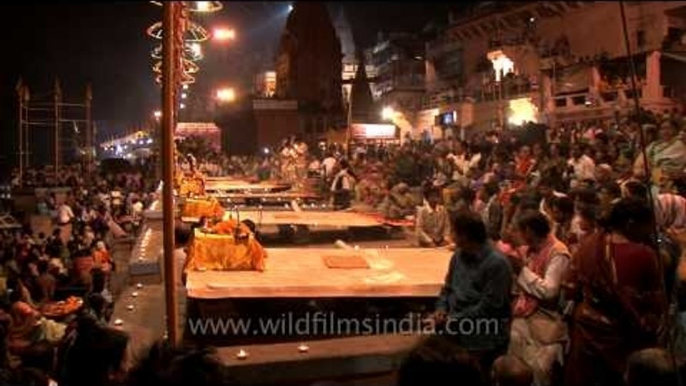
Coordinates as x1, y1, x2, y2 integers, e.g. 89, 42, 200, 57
417, 1, 686, 137
367, 32, 426, 140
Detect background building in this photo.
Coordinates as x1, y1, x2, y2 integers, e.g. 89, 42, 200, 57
417, 1, 686, 137
275, 1, 344, 139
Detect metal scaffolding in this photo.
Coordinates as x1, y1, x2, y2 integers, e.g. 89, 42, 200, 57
15, 79, 93, 185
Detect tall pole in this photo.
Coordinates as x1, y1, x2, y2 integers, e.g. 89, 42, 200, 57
162, 1, 180, 346
85, 84, 93, 175
54, 78, 62, 177
16, 81, 24, 187
24, 89, 29, 169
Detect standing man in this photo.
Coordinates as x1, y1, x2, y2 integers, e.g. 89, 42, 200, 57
567, 144, 595, 188
57, 198, 75, 245
331, 160, 356, 210
428, 211, 513, 370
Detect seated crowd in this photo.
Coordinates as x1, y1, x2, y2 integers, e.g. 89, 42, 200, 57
1, 109, 686, 385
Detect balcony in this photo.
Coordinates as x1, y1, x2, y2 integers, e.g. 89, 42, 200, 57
426, 39, 462, 59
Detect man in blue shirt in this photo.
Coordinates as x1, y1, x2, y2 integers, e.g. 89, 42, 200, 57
428, 210, 513, 369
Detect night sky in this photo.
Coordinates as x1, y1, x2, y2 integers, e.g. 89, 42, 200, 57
0, 2, 455, 168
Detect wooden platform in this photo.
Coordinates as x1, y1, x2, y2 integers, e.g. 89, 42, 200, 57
205, 179, 292, 193
186, 248, 451, 299
217, 191, 320, 200
183, 210, 383, 228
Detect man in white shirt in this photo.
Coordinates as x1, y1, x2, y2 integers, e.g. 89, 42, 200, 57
506, 210, 570, 386
331, 160, 356, 209
446, 141, 470, 181
57, 201, 75, 244
57, 202, 74, 225
567, 145, 595, 187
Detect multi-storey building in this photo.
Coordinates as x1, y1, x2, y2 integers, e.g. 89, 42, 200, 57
419, 1, 686, 138
367, 32, 426, 139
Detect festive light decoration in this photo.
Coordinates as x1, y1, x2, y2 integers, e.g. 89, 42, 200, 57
147, 2, 221, 87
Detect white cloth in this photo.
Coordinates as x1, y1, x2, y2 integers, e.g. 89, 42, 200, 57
322, 157, 337, 178
447, 153, 469, 178
567, 155, 596, 182
331, 169, 354, 191
517, 253, 570, 301
57, 204, 74, 224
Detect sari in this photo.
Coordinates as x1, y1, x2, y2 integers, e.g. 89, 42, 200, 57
563, 233, 667, 386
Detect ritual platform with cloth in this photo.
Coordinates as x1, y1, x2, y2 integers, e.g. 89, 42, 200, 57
186, 224, 267, 272
186, 247, 450, 299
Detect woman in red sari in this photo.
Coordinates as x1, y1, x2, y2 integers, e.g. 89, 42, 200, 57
562, 198, 667, 386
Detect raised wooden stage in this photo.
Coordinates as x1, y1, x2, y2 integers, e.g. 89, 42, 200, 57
186, 247, 450, 299
183, 210, 384, 228
204, 179, 292, 193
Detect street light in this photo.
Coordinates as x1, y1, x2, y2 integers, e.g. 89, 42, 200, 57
196, 1, 211, 12
216, 87, 236, 103
213, 27, 236, 41
381, 106, 396, 121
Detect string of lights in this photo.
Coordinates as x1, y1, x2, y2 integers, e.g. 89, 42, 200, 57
147, 1, 223, 88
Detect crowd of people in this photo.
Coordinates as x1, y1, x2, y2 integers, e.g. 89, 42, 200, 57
214, 110, 686, 386
166, 109, 686, 386
0, 163, 161, 386
365, 111, 686, 386
0, 106, 685, 385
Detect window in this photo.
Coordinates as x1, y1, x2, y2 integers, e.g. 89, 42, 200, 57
572, 95, 586, 106
637, 30, 645, 48
555, 98, 567, 108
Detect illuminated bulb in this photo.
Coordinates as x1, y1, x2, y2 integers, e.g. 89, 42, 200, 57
216, 88, 236, 102
236, 349, 249, 359
183, 84, 189, 90
298, 343, 309, 353
190, 43, 202, 58
213, 28, 236, 41
196, 1, 210, 12
181, 93, 187, 99
381, 106, 395, 120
